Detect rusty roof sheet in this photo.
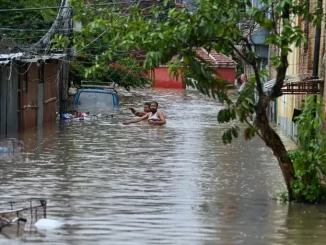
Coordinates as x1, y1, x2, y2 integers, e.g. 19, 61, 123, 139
161, 48, 237, 68
195, 48, 237, 67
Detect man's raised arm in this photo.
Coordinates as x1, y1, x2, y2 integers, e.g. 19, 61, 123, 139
123, 113, 149, 125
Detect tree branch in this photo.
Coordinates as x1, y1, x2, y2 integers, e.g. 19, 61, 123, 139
241, 37, 264, 96
230, 43, 251, 64
272, 3, 290, 98
244, 117, 264, 141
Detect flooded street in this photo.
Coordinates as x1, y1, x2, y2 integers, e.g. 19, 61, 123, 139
1, 89, 326, 245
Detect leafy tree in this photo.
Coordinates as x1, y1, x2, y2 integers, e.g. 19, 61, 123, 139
0, 0, 60, 49
52, 0, 152, 89
69, 54, 151, 90
288, 96, 326, 202
67, 0, 324, 202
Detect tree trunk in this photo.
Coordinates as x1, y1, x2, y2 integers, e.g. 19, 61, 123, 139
250, 0, 297, 199
255, 100, 297, 201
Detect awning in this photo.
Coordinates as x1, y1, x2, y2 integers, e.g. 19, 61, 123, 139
263, 74, 324, 95
16, 53, 66, 62
0, 53, 24, 64
0, 53, 66, 64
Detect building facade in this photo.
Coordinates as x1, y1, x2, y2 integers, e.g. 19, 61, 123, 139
268, 0, 326, 139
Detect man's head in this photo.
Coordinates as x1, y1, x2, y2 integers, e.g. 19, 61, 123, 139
144, 102, 151, 113
150, 101, 159, 113
240, 73, 248, 83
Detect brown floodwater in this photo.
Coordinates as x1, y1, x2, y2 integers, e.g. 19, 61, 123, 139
0, 89, 325, 245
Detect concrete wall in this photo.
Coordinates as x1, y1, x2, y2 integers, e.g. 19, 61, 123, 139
151, 66, 236, 89
215, 67, 237, 83
152, 67, 186, 89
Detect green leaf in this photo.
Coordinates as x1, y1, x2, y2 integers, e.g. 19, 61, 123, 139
231, 127, 238, 138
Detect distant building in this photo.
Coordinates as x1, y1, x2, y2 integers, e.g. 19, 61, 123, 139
151, 48, 237, 89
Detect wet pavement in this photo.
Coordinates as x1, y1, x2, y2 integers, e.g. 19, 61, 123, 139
0, 89, 326, 245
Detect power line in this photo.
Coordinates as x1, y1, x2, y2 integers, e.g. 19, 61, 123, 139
0, 28, 57, 32
0, 6, 70, 13
74, 2, 151, 54
0, 1, 155, 13
0, 27, 77, 32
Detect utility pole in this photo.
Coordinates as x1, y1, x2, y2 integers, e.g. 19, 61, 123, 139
311, 0, 323, 135
59, 1, 72, 114
312, 0, 323, 80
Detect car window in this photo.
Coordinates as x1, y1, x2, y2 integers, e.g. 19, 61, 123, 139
78, 92, 114, 109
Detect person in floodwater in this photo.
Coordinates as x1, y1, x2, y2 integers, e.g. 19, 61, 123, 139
123, 101, 166, 125
238, 73, 248, 93
127, 102, 151, 117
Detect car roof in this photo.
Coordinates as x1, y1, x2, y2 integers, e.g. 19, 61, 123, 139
78, 88, 116, 94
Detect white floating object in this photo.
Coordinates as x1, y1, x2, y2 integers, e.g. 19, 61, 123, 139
34, 218, 64, 230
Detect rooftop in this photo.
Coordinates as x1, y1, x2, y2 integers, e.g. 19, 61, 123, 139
195, 48, 237, 68
161, 47, 237, 68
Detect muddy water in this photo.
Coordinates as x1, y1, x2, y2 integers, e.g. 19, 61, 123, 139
0, 89, 325, 245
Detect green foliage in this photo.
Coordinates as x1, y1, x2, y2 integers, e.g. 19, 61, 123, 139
88, 56, 151, 90
217, 108, 237, 123
69, 55, 151, 90
0, 0, 60, 46
217, 73, 257, 143
272, 192, 289, 203
288, 96, 326, 203
222, 126, 239, 144
52, 0, 153, 90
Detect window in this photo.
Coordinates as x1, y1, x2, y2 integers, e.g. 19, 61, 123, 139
78, 92, 114, 109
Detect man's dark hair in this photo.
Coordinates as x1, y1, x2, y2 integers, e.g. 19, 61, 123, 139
144, 102, 151, 107
151, 101, 158, 106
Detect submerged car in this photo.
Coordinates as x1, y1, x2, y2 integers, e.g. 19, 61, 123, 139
72, 82, 119, 111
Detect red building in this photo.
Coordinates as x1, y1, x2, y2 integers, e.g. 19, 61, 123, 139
151, 48, 237, 89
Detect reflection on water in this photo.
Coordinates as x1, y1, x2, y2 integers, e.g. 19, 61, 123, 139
0, 89, 326, 245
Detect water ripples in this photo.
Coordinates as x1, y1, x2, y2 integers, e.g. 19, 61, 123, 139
0, 89, 326, 245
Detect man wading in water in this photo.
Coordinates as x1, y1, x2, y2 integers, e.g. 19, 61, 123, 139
123, 101, 166, 125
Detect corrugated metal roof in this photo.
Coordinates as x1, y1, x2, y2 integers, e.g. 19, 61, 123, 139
264, 74, 324, 95
16, 53, 66, 62
0, 53, 24, 64
263, 75, 299, 92
195, 48, 237, 67
0, 53, 66, 64
162, 48, 237, 68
